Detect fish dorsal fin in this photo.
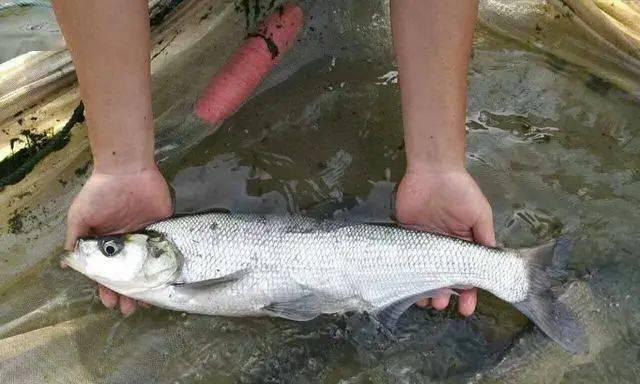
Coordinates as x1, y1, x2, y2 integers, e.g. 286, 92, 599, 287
172, 268, 249, 289
301, 195, 359, 218
375, 289, 457, 330
170, 207, 231, 219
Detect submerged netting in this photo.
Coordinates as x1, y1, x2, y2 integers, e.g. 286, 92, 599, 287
1, 1, 640, 383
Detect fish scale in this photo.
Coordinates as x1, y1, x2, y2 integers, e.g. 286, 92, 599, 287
145, 213, 529, 309
67, 212, 587, 354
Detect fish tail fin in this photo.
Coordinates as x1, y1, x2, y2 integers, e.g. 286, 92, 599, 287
513, 237, 588, 354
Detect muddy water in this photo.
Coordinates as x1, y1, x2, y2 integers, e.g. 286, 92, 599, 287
2, 3, 640, 383
155, 31, 640, 383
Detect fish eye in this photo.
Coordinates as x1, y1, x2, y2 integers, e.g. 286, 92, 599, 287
99, 238, 124, 257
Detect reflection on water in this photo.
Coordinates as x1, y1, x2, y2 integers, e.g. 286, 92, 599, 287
2, 2, 640, 383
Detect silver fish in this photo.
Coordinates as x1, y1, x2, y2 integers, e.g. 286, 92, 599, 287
65, 212, 587, 354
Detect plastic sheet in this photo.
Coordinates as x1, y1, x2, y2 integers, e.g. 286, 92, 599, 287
0, 1, 63, 64
478, 0, 640, 97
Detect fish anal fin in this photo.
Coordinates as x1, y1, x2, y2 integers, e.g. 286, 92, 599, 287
375, 289, 455, 331
172, 268, 249, 289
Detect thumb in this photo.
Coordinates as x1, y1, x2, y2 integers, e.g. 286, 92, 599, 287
65, 212, 89, 251
472, 208, 496, 247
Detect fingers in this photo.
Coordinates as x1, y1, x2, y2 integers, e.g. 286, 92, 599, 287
416, 290, 475, 316
119, 296, 137, 317
99, 285, 119, 308
431, 291, 451, 311
472, 206, 496, 247
457, 288, 477, 317
99, 285, 149, 316
415, 292, 451, 311
464, 207, 493, 316
416, 298, 430, 308
65, 210, 87, 251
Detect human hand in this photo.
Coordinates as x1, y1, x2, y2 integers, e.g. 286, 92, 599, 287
64, 166, 172, 316
395, 166, 495, 316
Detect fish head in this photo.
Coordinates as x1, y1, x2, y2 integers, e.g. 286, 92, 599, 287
65, 231, 181, 294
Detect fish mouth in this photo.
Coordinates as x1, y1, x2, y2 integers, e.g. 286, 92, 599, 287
61, 251, 85, 273
61, 252, 75, 268
61, 254, 138, 293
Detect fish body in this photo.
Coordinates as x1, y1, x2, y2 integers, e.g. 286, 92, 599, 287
65, 213, 587, 354
144, 214, 527, 315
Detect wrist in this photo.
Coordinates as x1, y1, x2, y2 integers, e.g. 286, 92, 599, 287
92, 154, 157, 175
405, 157, 466, 177
90, 131, 156, 175
83, 87, 155, 175
402, 120, 466, 176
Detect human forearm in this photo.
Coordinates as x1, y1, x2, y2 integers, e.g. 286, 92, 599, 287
52, 0, 154, 174
390, 0, 478, 173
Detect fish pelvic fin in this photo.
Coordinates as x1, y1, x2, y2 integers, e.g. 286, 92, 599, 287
514, 237, 588, 355
262, 292, 335, 321
262, 295, 321, 321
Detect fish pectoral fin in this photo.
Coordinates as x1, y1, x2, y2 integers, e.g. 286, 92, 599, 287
262, 293, 328, 321
375, 289, 454, 331
171, 268, 249, 289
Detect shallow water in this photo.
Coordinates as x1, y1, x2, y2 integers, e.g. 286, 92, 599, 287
1, 1, 640, 383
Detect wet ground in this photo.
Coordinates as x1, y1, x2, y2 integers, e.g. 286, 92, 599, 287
1, 1, 640, 383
